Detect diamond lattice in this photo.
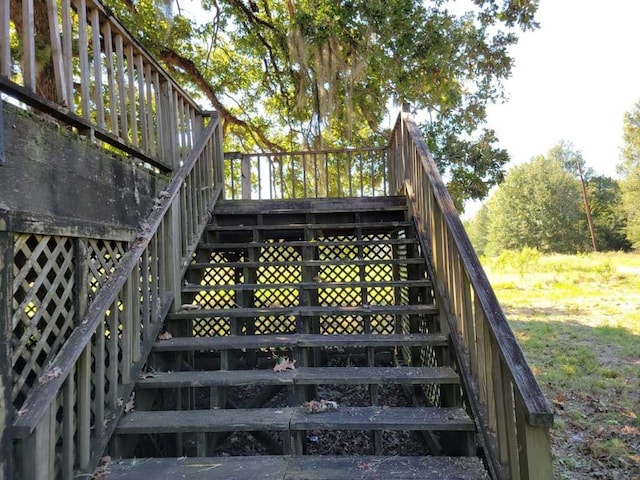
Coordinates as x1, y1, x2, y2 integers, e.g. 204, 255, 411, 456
254, 243, 301, 334
12, 234, 75, 407
88, 239, 127, 302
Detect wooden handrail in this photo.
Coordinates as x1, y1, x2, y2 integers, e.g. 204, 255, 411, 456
11, 115, 223, 478
388, 112, 553, 479
0, 0, 202, 171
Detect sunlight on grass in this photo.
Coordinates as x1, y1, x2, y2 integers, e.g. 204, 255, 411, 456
483, 251, 640, 479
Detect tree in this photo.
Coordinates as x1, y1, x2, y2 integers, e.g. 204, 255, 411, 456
464, 203, 490, 256
103, 0, 538, 206
485, 148, 587, 254
587, 176, 632, 252
618, 100, 640, 249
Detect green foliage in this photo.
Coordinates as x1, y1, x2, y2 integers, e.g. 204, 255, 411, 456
618, 100, 640, 249
485, 148, 587, 254
487, 247, 540, 276
464, 203, 490, 256
586, 176, 632, 252
104, 0, 538, 206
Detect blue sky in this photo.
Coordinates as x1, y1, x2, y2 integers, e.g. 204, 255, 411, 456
484, 0, 640, 178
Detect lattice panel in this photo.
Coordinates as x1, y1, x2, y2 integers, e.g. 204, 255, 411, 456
362, 235, 393, 260
320, 314, 364, 335
254, 243, 301, 334
12, 234, 75, 407
192, 252, 238, 337
318, 286, 361, 307
88, 239, 127, 301
317, 236, 358, 261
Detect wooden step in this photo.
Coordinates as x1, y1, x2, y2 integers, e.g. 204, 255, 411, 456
105, 454, 487, 480
166, 304, 437, 321
198, 237, 418, 251
186, 257, 424, 270
115, 406, 474, 435
152, 333, 448, 352
182, 279, 432, 292
213, 196, 409, 214
206, 220, 413, 233
136, 366, 460, 389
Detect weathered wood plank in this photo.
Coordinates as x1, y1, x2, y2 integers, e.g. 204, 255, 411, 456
183, 279, 431, 293
213, 196, 407, 215
105, 455, 486, 480
105, 456, 289, 479
187, 258, 424, 270
198, 237, 418, 251
0, 104, 166, 234
284, 455, 486, 480
206, 220, 412, 232
136, 366, 459, 389
152, 333, 448, 352
116, 406, 473, 435
290, 406, 474, 431
167, 304, 437, 321
116, 408, 293, 434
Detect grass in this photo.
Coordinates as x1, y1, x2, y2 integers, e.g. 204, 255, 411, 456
483, 251, 640, 479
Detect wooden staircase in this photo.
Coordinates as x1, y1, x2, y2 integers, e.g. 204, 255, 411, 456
105, 196, 488, 479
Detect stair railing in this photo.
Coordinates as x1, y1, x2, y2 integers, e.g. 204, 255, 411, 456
0, 0, 203, 171
10, 114, 223, 480
224, 147, 388, 199
388, 112, 554, 480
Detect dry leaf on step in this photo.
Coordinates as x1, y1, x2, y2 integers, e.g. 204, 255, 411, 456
273, 357, 296, 372
181, 304, 201, 310
303, 399, 339, 413
157, 331, 173, 341
124, 393, 135, 414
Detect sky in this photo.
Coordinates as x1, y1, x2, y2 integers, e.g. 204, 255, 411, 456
484, 0, 640, 178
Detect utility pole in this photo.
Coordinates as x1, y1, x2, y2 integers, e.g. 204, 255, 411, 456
576, 159, 598, 252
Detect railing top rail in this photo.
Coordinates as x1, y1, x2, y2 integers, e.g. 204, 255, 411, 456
12, 114, 220, 438
228, 146, 387, 157
394, 112, 553, 427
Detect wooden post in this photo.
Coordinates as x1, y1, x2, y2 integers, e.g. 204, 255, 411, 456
0, 230, 14, 480
241, 155, 251, 199
516, 399, 554, 480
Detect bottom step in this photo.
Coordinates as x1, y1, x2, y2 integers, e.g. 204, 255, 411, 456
105, 455, 487, 479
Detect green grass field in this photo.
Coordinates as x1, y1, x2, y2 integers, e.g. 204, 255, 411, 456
482, 251, 640, 479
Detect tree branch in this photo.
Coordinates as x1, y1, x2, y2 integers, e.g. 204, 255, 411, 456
159, 48, 285, 152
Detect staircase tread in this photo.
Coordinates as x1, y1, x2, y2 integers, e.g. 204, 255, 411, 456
166, 303, 438, 320
206, 220, 413, 232
214, 196, 408, 214
105, 455, 487, 480
116, 406, 474, 434
187, 258, 424, 269
182, 279, 432, 292
198, 237, 418, 250
153, 333, 448, 351
136, 366, 460, 388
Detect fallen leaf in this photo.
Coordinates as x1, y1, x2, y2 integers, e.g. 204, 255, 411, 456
38, 366, 63, 385
157, 331, 173, 341
303, 399, 339, 413
273, 357, 296, 372
124, 393, 135, 414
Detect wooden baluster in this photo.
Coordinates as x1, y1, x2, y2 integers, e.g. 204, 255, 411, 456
22, 0, 36, 90
46, 0, 67, 105
94, 317, 105, 437
90, 7, 104, 129
0, 0, 9, 76
121, 280, 132, 385
76, 0, 91, 120
102, 22, 118, 135
62, 370, 76, 479
115, 35, 127, 138
78, 344, 92, 471
144, 63, 154, 157
136, 54, 148, 152
61, 0, 74, 108
126, 45, 137, 147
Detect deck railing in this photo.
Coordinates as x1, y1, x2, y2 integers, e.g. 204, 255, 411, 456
0, 0, 202, 171
388, 112, 554, 479
224, 147, 388, 199
9, 114, 223, 479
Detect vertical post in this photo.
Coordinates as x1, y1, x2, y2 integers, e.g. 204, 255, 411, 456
0, 230, 14, 480
576, 159, 598, 252
0, 0, 10, 77
22, 0, 36, 91
241, 155, 251, 199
